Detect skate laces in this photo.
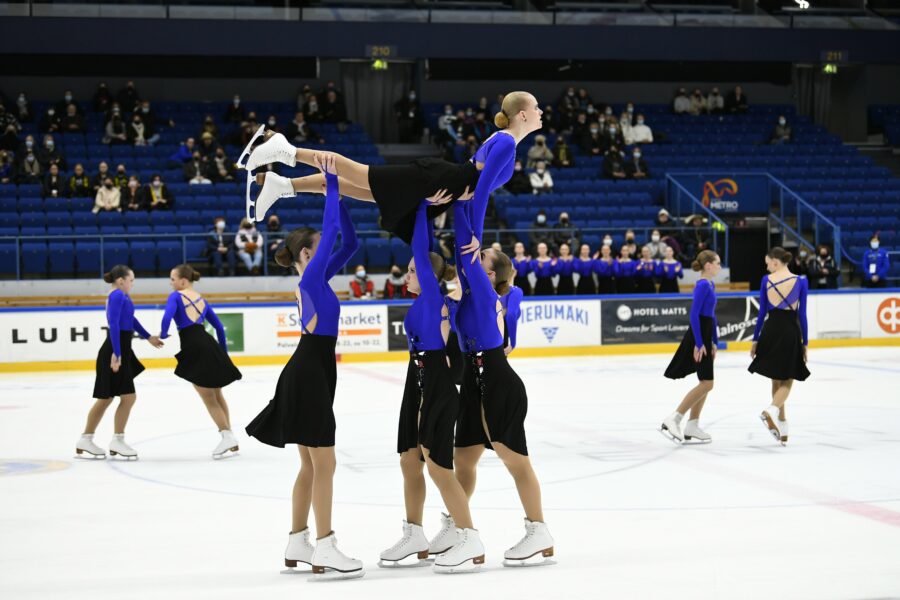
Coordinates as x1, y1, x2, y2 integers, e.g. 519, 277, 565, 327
386, 527, 415, 554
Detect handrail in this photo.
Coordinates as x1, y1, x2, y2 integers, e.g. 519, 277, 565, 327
663, 173, 729, 266
768, 173, 842, 271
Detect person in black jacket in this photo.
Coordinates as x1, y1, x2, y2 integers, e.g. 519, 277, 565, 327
394, 90, 423, 143
145, 174, 175, 210
809, 244, 838, 289
626, 148, 650, 179
285, 111, 324, 145
207, 217, 237, 276
603, 146, 627, 180
225, 95, 246, 124
321, 90, 348, 126
504, 159, 532, 195
725, 85, 749, 114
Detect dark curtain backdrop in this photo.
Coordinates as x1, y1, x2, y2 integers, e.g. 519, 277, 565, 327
793, 65, 832, 129
341, 61, 414, 144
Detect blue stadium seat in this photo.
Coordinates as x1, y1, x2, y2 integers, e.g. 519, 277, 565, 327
48, 242, 75, 275
156, 240, 183, 270
153, 224, 179, 234
0, 197, 16, 212
18, 197, 43, 212
185, 239, 207, 262
366, 238, 391, 268
46, 212, 71, 227
126, 225, 153, 235
0, 242, 17, 275
22, 242, 47, 276
124, 212, 149, 226
19, 212, 46, 228
75, 241, 101, 276
390, 238, 412, 267
130, 241, 157, 273
103, 241, 130, 269
97, 212, 123, 227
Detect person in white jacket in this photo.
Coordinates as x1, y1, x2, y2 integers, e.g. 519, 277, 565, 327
629, 114, 654, 145
92, 176, 121, 213
234, 218, 264, 275
529, 160, 554, 195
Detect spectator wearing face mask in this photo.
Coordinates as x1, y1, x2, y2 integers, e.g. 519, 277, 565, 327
558, 86, 579, 130
553, 212, 579, 250
42, 164, 65, 199
394, 90, 423, 143
570, 112, 590, 148
39, 107, 60, 134
286, 111, 324, 145
0, 124, 19, 153
93, 82, 113, 113
127, 114, 154, 147
91, 161, 111, 192
117, 81, 140, 113
17, 149, 42, 184
771, 115, 792, 145
55, 90, 82, 117
37, 135, 66, 170
529, 210, 554, 253
168, 137, 196, 168
541, 104, 558, 134
350, 266, 374, 299
529, 160, 554, 195
580, 121, 605, 156
104, 113, 128, 145
862, 236, 890, 288
263, 115, 280, 134
725, 85, 749, 114
605, 121, 625, 149
225, 95, 246, 124
113, 164, 128, 189
471, 112, 491, 144
594, 242, 617, 294
60, 104, 85, 133
67, 164, 92, 198
628, 114, 654, 145
0, 150, 15, 184
707, 88, 724, 114
383, 265, 411, 299
265, 214, 286, 271
673, 88, 691, 115
689, 89, 707, 116
809, 244, 837, 290
212, 147, 236, 183
104, 102, 123, 125
646, 229, 669, 260
235, 218, 265, 275
622, 230, 638, 258
322, 90, 348, 128
14, 93, 32, 123
788, 247, 811, 278
603, 146, 627, 180
184, 151, 213, 185
304, 94, 323, 123
626, 148, 649, 179
146, 174, 174, 210
504, 159, 532, 195
92, 177, 121, 214
552, 134, 573, 168
122, 176, 147, 211
207, 217, 237, 276
135, 100, 168, 142
527, 134, 553, 168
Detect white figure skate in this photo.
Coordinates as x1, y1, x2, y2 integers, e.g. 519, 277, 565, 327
759, 405, 783, 444
108, 434, 138, 460
282, 529, 314, 574
235, 124, 266, 170
310, 532, 365, 581
247, 171, 296, 222
503, 519, 556, 567
683, 419, 712, 444
239, 129, 297, 172
378, 521, 430, 568
433, 529, 485, 574
212, 429, 239, 460
659, 412, 684, 444
779, 419, 789, 445
428, 512, 459, 556
74, 434, 106, 459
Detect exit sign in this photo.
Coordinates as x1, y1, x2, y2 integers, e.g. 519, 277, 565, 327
365, 45, 398, 59
820, 50, 848, 64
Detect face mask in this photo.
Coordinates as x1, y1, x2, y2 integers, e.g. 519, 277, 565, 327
233, 99, 240, 106
626, 236, 635, 243
634, 153, 641, 160
215, 221, 225, 231
409, 93, 416, 100
536, 169, 545, 175
46, 141, 54, 149
537, 140, 544, 146
514, 165, 522, 172
466, 110, 473, 117
561, 217, 569, 224
48, 109, 55, 116
567, 90, 574, 96
268, 119, 276, 127
609, 128, 616, 134
779, 119, 786, 125
356, 270, 366, 278
590, 128, 599, 135
586, 106, 595, 114
652, 235, 660, 242
391, 270, 401, 277
65, 94, 72, 102
104, 183, 113, 189
799, 251, 808, 258
444, 109, 452, 115
536, 216, 546, 225
603, 238, 612, 246
627, 105, 634, 113
18, 94, 25, 103
871, 242, 880, 250
27, 155, 35, 163
133, 119, 141, 125
113, 109, 120, 115
129, 181, 138, 189
637, 119, 644, 125
117, 168, 125, 174
25, 140, 33, 149
152, 181, 161, 188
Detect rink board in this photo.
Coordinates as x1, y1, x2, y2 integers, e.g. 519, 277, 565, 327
0, 290, 898, 369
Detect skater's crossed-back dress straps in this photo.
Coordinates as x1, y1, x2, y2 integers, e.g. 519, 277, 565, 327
160, 292, 228, 351
107, 289, 151, 357
690, 279, 719, 350
753, 275, 809, 346
405, 201, 450, 352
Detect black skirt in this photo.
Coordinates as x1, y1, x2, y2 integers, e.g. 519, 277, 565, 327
636, 277, 656, 294
174, 324, 242, 389
597, 276, 615, 295
617, 276, 636, 294
446, 331, 463, 386
455, 346, 528, 456
533, 277, 555, 296
93, 331, 145, 399
748, 309, 811, 382
246, 334, 338, 448
397, 350, 460, 470
514, 275, 532, 296
665, 316, 715, 381
576, 274, 597, 295
556, 274, 575, 296
369, 159, 480, 244
658, 278, 680, 294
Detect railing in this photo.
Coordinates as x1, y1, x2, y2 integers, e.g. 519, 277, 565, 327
841, 247, 900, 286
663, 174, 730, 266
769, 174, 842, 271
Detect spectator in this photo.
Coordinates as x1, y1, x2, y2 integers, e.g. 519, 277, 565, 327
603, 146, 627, 180
673, 88, 691, 114
580, 122, 605, 156
529, 210, 554, 253
265, 214, 285, 265
264, 115, 280, 133
321, 81, 344, 105
0, 124, 18, 152
689, 89, 707, 115
93, 82, 113, 113
39, 107, 60, 134
286, 111, 323, 145
862, 235, 890, 288
526, 134, 553, 168
655, 208, 673, 228
436, 104, 456, 145
0, 103, 20, 134
67, 163, 92, 198
684, 214, 710, 257
42, 164, 65, 198
104, 102, 123, 125
558, 86, 579, 130
553, 212, 579, 250
184, 151, 213, 185
383, 265, 411, 299
541, 104, 558, 134
322, 90, 348, 128
18, 134, 36, 156
552, 134, 573, 168
136, 100, 167, 143
529, 160, 554, 195
504, 159, 532, 195
725, 85, 749, 114
60, 104, 85, 133
14, 92, 32, 123
235, 218, 264, 275
707, 87, 724, 114
350, 265, 374, 299
127, 113, 153, 147
122, 176, 147, 211
622, 229, 638, 258
787, 246, 811, 278
625, 101, 636, 120
646, 229, 669, 260
809, 244, 838, 289
112, 164, 128, 189
628, 114, 654, 145
198, 116, 218, 142
490, 94, 504, 118
92, 176, 121, 213
457, 134, 479, 163
571, 112, 590, 148
198, 132, 219, 157
146, 174, 174, 210
117, 81, 140, 113
770, 115, 792, 144
576, 88, 592, 110
619, 111, 633, 143
54, 90, 81, 116
91, 162, 111, 192
212, 147, 236, 183
17, 149, 42, 184
38, 135, 66, 170
604, 121, 625, 149
0, 150, 15, 184
395, 89, 423, 143
168, 137, 195, 167
297, 83, 314, 110
471, 112, 490, 144
207, 217, 237, 276
601, 233, 615, 255
104, 113, 128, 145
626, 148, 649, 179
303, 94, 323, 123
225, 95, 246, 124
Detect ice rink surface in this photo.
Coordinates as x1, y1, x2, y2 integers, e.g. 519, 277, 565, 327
2, 347, 900, 600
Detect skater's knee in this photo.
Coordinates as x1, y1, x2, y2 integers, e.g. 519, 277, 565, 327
700, 379, 714, 392
118, 394, 136, 407
400, 451, 423, 475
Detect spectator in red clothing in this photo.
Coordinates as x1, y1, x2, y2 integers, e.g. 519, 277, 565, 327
349, 265, 374, 299
383, 265, 411, 299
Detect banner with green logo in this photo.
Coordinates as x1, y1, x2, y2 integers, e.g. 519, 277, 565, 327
205, 313, 244, 352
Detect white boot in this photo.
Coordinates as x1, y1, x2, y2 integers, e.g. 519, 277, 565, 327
311, 532, 365, 580
503, 519, 556, 567
242, 131, 298, 172
247, 172, 296, 222
378, 521, 430, 568
428, 512, 459, 555
759, 405, 782, 443
108, 434, 138, 460
282, 529, 314, 573
75, 434, 106, 459
683, 419, 712, 444
778, 419, 789, 445
433, 529, 485, 574
660, 412, 684, 444
212, 429, 239, 459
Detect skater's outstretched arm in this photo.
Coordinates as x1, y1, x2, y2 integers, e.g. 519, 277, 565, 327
798, 277, 808, 346
305, 170, 341, 285
159, 292, 179, 341
205, 305, 229, 352
471, 134, 515, 242
689, 279, 711, 350
752, 275, 769, 342
505, 286, 524, 350
413, 201, 441, 301
107, 290, 126, 358
324, 200, 359, 280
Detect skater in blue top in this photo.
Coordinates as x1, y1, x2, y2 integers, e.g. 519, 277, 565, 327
635, 245, 658, 294
616, 245, 638, 294
656, 245, 684, 294
594, 244, 617, 294
661, 251, 721, 444
554, 243, 576, 295
511, 241, 532, 295
574, 243, 597, 295
530, 242, 556, 295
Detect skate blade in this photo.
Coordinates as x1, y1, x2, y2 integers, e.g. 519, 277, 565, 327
212, 447, 240, 460
310, 568, 365, 581
237, 124, 266, 170
759, 413, 781, 442
433, 555, 485, 574
658, 426, 683, 445
378, 558, 431, 569
503, 555, 557, 568
108, 452, 138, 460
74, 451, 106, 460
682, 437, 712, 445
245, 168, 256, 221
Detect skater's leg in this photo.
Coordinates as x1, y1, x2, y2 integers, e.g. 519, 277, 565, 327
293, 445, 314, 534
676, 380, 714, 415
453, 445, 485, 499
492, 442, 544, 523
293, 148, 371, 191
83, 398, 113, 434
688, 394, 708, 421
423, 448, 474, 529
213, 388, 231, 430
772, 378, 793, 410
308, 446, 336, 539
193, 385, 229, 431
257, 172, 374, 202
113, 394, 136, 434
399, 449, 426, 526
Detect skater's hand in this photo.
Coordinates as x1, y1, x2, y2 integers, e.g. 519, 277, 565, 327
460, 235, 480, 263
458, 185, 475, 201
802, 345, 808, 363
693, 345, 707, 363
426, 188, 454, 206
314, 152, 337, 176
750, 342, 758, 359
110, 354, 121, 373
711, 345, 717, 359
148, 335, 164, 349
504, 344, 513, 356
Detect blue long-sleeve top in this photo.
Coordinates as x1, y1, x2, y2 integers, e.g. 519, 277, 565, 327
444, 295, 460, 335
616, 258, 638, 278
753, 274, 808, 346
657, 260, 684, 281
405, 201, 449, 352
690, 278, 718, 349
297, 172, 359, 337
593, 258, 617, 277
106, 289, 150, 358
636, 258, 657, 279
500, 285, 524, 349
862, 248, 890, 281
531, 258, 555, 280
160, 291, 228, 352
453, 202, 504, 352
512, 257, 531, 278
554, 258, 575, 277
469, 132, 516, 242
573, 258, 594, 278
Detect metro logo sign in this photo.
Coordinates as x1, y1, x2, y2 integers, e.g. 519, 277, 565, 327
701, 179, 739, 211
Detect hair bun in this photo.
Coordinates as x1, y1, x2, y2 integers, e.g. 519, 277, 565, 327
274, 246, 293, 268
191, 271, 201, 282
103, 272, 114, 283
494, 111, 509, 129
691, 260, 702, 272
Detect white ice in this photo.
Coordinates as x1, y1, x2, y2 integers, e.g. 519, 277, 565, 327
2, 347, 900, 600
